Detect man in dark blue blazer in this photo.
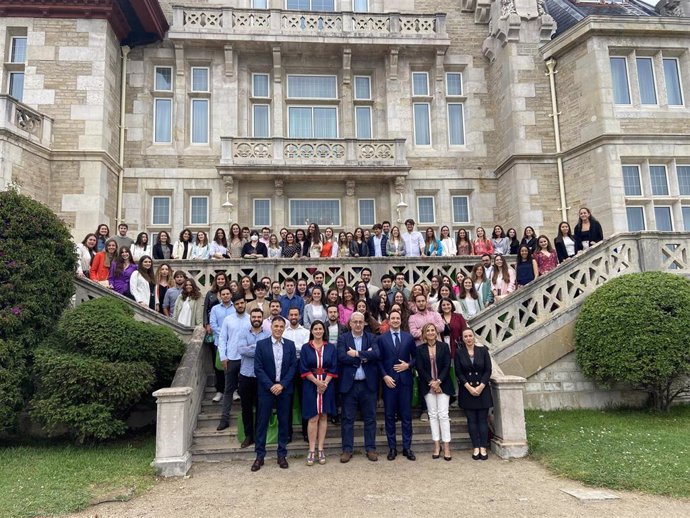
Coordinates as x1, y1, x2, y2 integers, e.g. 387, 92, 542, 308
337, 311, 380, 462
378, 309, 417, 461
251, 316, 298, 471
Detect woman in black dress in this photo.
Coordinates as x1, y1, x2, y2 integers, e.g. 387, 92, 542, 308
455, 328, 493, 461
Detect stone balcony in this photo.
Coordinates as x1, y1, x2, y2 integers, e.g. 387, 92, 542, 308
169, 5, 449, 48
0, 95, 53, 148
217, 136, 410, 178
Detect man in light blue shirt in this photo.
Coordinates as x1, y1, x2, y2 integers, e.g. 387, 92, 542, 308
208, 286, 236, 402
237, 308, 270, 448
217, 294, 250, 431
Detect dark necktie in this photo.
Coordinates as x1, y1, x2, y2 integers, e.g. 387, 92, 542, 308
393, 332, 400, 351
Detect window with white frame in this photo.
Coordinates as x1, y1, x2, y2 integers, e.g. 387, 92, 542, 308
353, 0, 369, 12
663, 58, 684, 106
610, 57, 631, 105
190, 67, 210, 144
253, 0, 268, 8
286, 0, 335, 11
622, 165, 642, 196
254, 199, 271, 227
358, 199, 375, 226
354, 76, 372, 139
417, 196, 435, 224
626, 206, 646, 231
6, 35, 27, 101
289, 199, 340, 226
152, 196, 171, 226
649, 165, 669, 196
446, 72, 465, 146
636, 57, 657, 105
9, 36, 27, 63
677, 165, 690, 195
451, 196, 470, 224
155, 66, 173, 92
252, 73, 270, 98
190, 196, 209, 226
654, 206, 673, 231
153, 98, 172, 143
253, 104, 270, 138
8, 72, 24, 101
682, 206, 690, 231
287, 75, 338, 138
412, 72, 431, 146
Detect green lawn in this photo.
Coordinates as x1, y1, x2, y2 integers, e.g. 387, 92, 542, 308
0, 435, 156, 518
525, 405, 690, 498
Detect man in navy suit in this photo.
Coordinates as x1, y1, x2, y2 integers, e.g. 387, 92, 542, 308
378, 309, 417, 461
337, 312, 380, 462
251, 316, 298, 471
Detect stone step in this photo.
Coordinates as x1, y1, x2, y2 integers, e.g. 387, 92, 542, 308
193, 420, 469, 445
191, 434, 474, 463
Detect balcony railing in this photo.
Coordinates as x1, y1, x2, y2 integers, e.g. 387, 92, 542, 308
0, 95, 53, 147
219, 137, 408, 172
170, 6, 448, 45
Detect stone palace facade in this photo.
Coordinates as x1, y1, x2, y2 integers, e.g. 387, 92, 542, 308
1, 0, 689, 241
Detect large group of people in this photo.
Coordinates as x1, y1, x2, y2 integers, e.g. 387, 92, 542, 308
73, 208, 605, 468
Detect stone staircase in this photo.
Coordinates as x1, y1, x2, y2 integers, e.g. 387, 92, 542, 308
191, 383, 471, 462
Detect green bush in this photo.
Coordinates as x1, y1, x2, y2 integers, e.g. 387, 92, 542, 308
0, 188, 76, 431
0, 339, 29, 433
575, 272, 690, 411
0, 188, 75, 346
31, 298, 185, 442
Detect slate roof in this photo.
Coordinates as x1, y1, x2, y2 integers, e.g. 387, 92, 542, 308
545, 0, 660, 36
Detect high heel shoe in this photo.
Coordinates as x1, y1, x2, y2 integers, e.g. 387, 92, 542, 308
306, 451, 315, 466
444, 453, 452, 461
432, 452, 440, 459
318, 450, 326, 465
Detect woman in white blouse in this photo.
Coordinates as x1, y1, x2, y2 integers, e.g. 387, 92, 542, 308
439, 225, 457, 257
386, 225, 406, 256
130, 232, 152, 262
554, 221, 576, 263
172, 228, 194, 260
267, 233, 282, 258
129, 255, 156, 309
76, 233, 97, 277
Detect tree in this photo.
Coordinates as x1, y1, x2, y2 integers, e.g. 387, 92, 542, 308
0, 187, 76, 431
575, 272, 690, 411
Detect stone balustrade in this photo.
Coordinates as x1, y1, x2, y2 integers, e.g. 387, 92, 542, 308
220, 137, 408, 172
170, 6, 448, 45
0, 95, 53, 148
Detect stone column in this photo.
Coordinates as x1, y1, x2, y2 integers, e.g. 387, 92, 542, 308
151, 386, 193, 476
490, 374, 529, 459
272, 46, 284, 138
341, 48, 354, 138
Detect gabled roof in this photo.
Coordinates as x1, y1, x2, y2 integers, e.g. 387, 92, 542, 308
545, 0, 660, 36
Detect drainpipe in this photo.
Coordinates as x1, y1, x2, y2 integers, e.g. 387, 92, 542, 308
545, 58, 569, 222
116, 45, 131, 225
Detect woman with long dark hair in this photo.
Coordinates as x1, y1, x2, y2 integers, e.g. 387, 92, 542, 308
491, 254, 516, 302
338, 287, 357, 326
300, 320, 338, 465
307, 223, 323, 258
507, 227, 520, 255
174, 278, 204, 327
173, 228, 194, 260
281, 231, 302, 258
109, 246, 137, 298
472, 227, 494, 256
228, 223, 244, 258
520, 226, 538, 254
191, 231, 210, 260
130, 255, 156, 309
456, 228, 473, 256
423, 227, 443, 256
491, 225, 510, 256
534, 235, 559, 276
90, 238, 118, 284
515, 245, 539, 287
130, 232, 152, 262
154, 263, 172, 314
437, 297, 467, 359
554, 221, 576, 263
574, 207, 604, 251
94, 223, 110, 252
76, 233, 97, 278
210, 228, 229, 259
458, 277, 484, 320
348, 227, 369, 257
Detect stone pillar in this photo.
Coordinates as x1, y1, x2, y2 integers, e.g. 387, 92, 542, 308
490, 374, 529, 459
344, 179, 357, 229
341, 48, 354, 138
152, 386, 193, 477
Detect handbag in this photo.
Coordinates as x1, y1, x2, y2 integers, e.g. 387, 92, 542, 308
204, 332, 215, 345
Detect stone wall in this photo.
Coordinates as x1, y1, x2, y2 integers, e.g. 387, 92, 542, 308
524, 352, 648, 410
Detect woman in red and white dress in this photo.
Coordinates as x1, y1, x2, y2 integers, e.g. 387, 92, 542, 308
300, 320, 338, 466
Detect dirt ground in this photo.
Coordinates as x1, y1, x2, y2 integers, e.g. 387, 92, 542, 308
67, 454, 690, 518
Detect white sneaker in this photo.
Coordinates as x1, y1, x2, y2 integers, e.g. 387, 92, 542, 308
233, 392, 240, 401
212, 392, 223, 403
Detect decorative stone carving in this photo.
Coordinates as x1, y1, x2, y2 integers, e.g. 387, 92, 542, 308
342, 48, 352, 85
274, 178, 284, 197
174, 43, 184, 76
394, 176, 406, 195
272, 46, 282, 83
224, 177, 234, 194
224, 44, 234, 77
656, 0, 687, 17
345, 180, 356, 197
388, 48, 399, 80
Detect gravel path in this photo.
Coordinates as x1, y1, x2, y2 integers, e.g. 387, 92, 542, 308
67, 454, 690, 518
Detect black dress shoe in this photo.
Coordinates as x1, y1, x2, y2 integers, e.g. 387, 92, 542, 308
250, 458, 264, 472
402, 449, 416, 461
240, 437, 254, 449
216, 421, 229, 431
480, 453, 488, 461
277, 456, 289, 469
472, 453, 481, 460
387, 448, 397, 461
